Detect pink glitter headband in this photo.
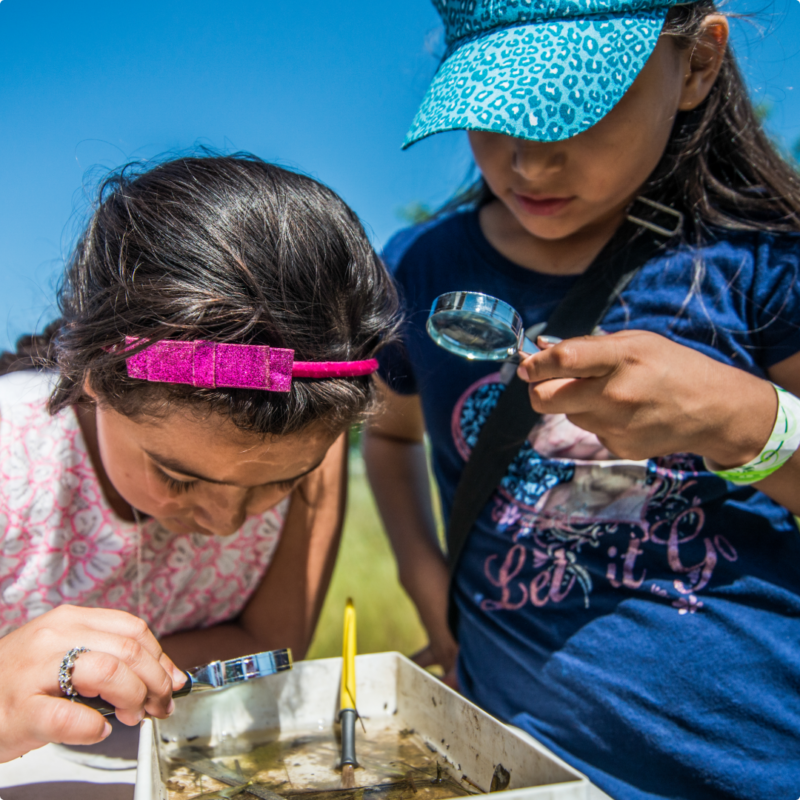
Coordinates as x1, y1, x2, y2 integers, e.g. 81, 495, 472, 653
123, 337, 378, 393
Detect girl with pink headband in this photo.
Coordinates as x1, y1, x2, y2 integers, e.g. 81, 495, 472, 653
0, 153, 399, 760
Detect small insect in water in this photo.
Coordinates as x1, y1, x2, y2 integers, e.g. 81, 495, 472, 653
188, 780, 255, 799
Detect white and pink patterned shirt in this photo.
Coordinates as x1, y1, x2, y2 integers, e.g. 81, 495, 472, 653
0, 371, 287, 638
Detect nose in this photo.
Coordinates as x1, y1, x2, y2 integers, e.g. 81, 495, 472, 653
511, 139, 566, 180
192, 486, 249, 537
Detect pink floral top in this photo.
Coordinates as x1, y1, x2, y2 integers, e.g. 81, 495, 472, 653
0, 372, 287, 638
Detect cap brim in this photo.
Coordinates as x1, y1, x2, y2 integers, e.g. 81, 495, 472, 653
403, 10, 668, 148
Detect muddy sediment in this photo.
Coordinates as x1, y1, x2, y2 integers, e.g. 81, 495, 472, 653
163, 719, 475, 800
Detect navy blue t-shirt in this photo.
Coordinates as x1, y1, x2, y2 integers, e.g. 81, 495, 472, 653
379, 210, 800, 800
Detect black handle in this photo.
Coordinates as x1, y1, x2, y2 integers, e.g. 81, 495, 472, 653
75, 670, 193, 717
339, 708, 358, 767
172, 671, 194, 699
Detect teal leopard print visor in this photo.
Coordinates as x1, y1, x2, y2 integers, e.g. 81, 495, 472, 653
403, 0, 687, 147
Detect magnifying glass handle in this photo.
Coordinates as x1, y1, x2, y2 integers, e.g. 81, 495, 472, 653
75, 670, 194, 717
520, 340, 537, 358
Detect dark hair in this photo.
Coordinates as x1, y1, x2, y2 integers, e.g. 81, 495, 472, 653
1, 154, 401, 436
438, 1, 800, 236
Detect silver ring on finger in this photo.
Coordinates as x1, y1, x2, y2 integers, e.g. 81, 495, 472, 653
58, 647, 90, 699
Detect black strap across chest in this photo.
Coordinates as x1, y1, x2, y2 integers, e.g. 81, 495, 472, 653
445, 223, 665, 634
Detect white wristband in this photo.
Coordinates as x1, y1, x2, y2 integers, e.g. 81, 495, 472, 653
704, 383, 800, 485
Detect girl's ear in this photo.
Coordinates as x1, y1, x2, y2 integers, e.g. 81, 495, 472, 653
678, 15, 729, 111
83, 374, 98, 401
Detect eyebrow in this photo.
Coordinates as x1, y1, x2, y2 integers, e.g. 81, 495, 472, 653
145, 450, 325, 487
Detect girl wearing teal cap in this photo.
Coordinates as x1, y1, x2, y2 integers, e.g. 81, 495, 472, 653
366, 0, 800, 797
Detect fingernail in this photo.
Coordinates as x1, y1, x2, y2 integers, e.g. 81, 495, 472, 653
172, 666, 187, 688
101, 722, 112, 739
516, 365, 527, 380
538, 335, 562, 345
167, 699, 175, 716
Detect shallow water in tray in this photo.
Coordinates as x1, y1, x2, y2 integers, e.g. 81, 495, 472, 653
163, 719, 475, 800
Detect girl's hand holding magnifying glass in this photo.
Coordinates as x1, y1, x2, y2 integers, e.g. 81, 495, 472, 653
0, 605, 185, 763
425, 291, 777, 467
516, 329, 777, 468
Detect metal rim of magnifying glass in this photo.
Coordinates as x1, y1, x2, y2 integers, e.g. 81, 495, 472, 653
427, 291, 524, 361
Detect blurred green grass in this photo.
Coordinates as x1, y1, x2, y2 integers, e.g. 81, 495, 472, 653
306, 458, 428, 660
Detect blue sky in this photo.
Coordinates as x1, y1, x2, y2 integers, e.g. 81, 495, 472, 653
0, 0, 798, 350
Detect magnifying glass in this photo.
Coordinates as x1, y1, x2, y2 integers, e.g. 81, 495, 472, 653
78, 648, 293, 716
427, 291, 536, 362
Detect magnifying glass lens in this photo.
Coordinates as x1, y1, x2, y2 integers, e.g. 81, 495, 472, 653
426, 292, 524, 361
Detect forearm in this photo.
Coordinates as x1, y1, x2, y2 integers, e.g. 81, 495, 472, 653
685, 379, 800, 514
753, 451, 800, 515
363, 433, 439, 561
363, 431, 455, 664
708, 357, 800, 516
697, 372, 800, 513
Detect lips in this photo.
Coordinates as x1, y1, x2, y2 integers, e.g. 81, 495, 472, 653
513, 192, 574, 217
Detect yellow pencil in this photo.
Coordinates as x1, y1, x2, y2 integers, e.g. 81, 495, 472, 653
339, 598, 357, 788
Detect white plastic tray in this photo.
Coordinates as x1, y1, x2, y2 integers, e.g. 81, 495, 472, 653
136, 652, 603, 800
